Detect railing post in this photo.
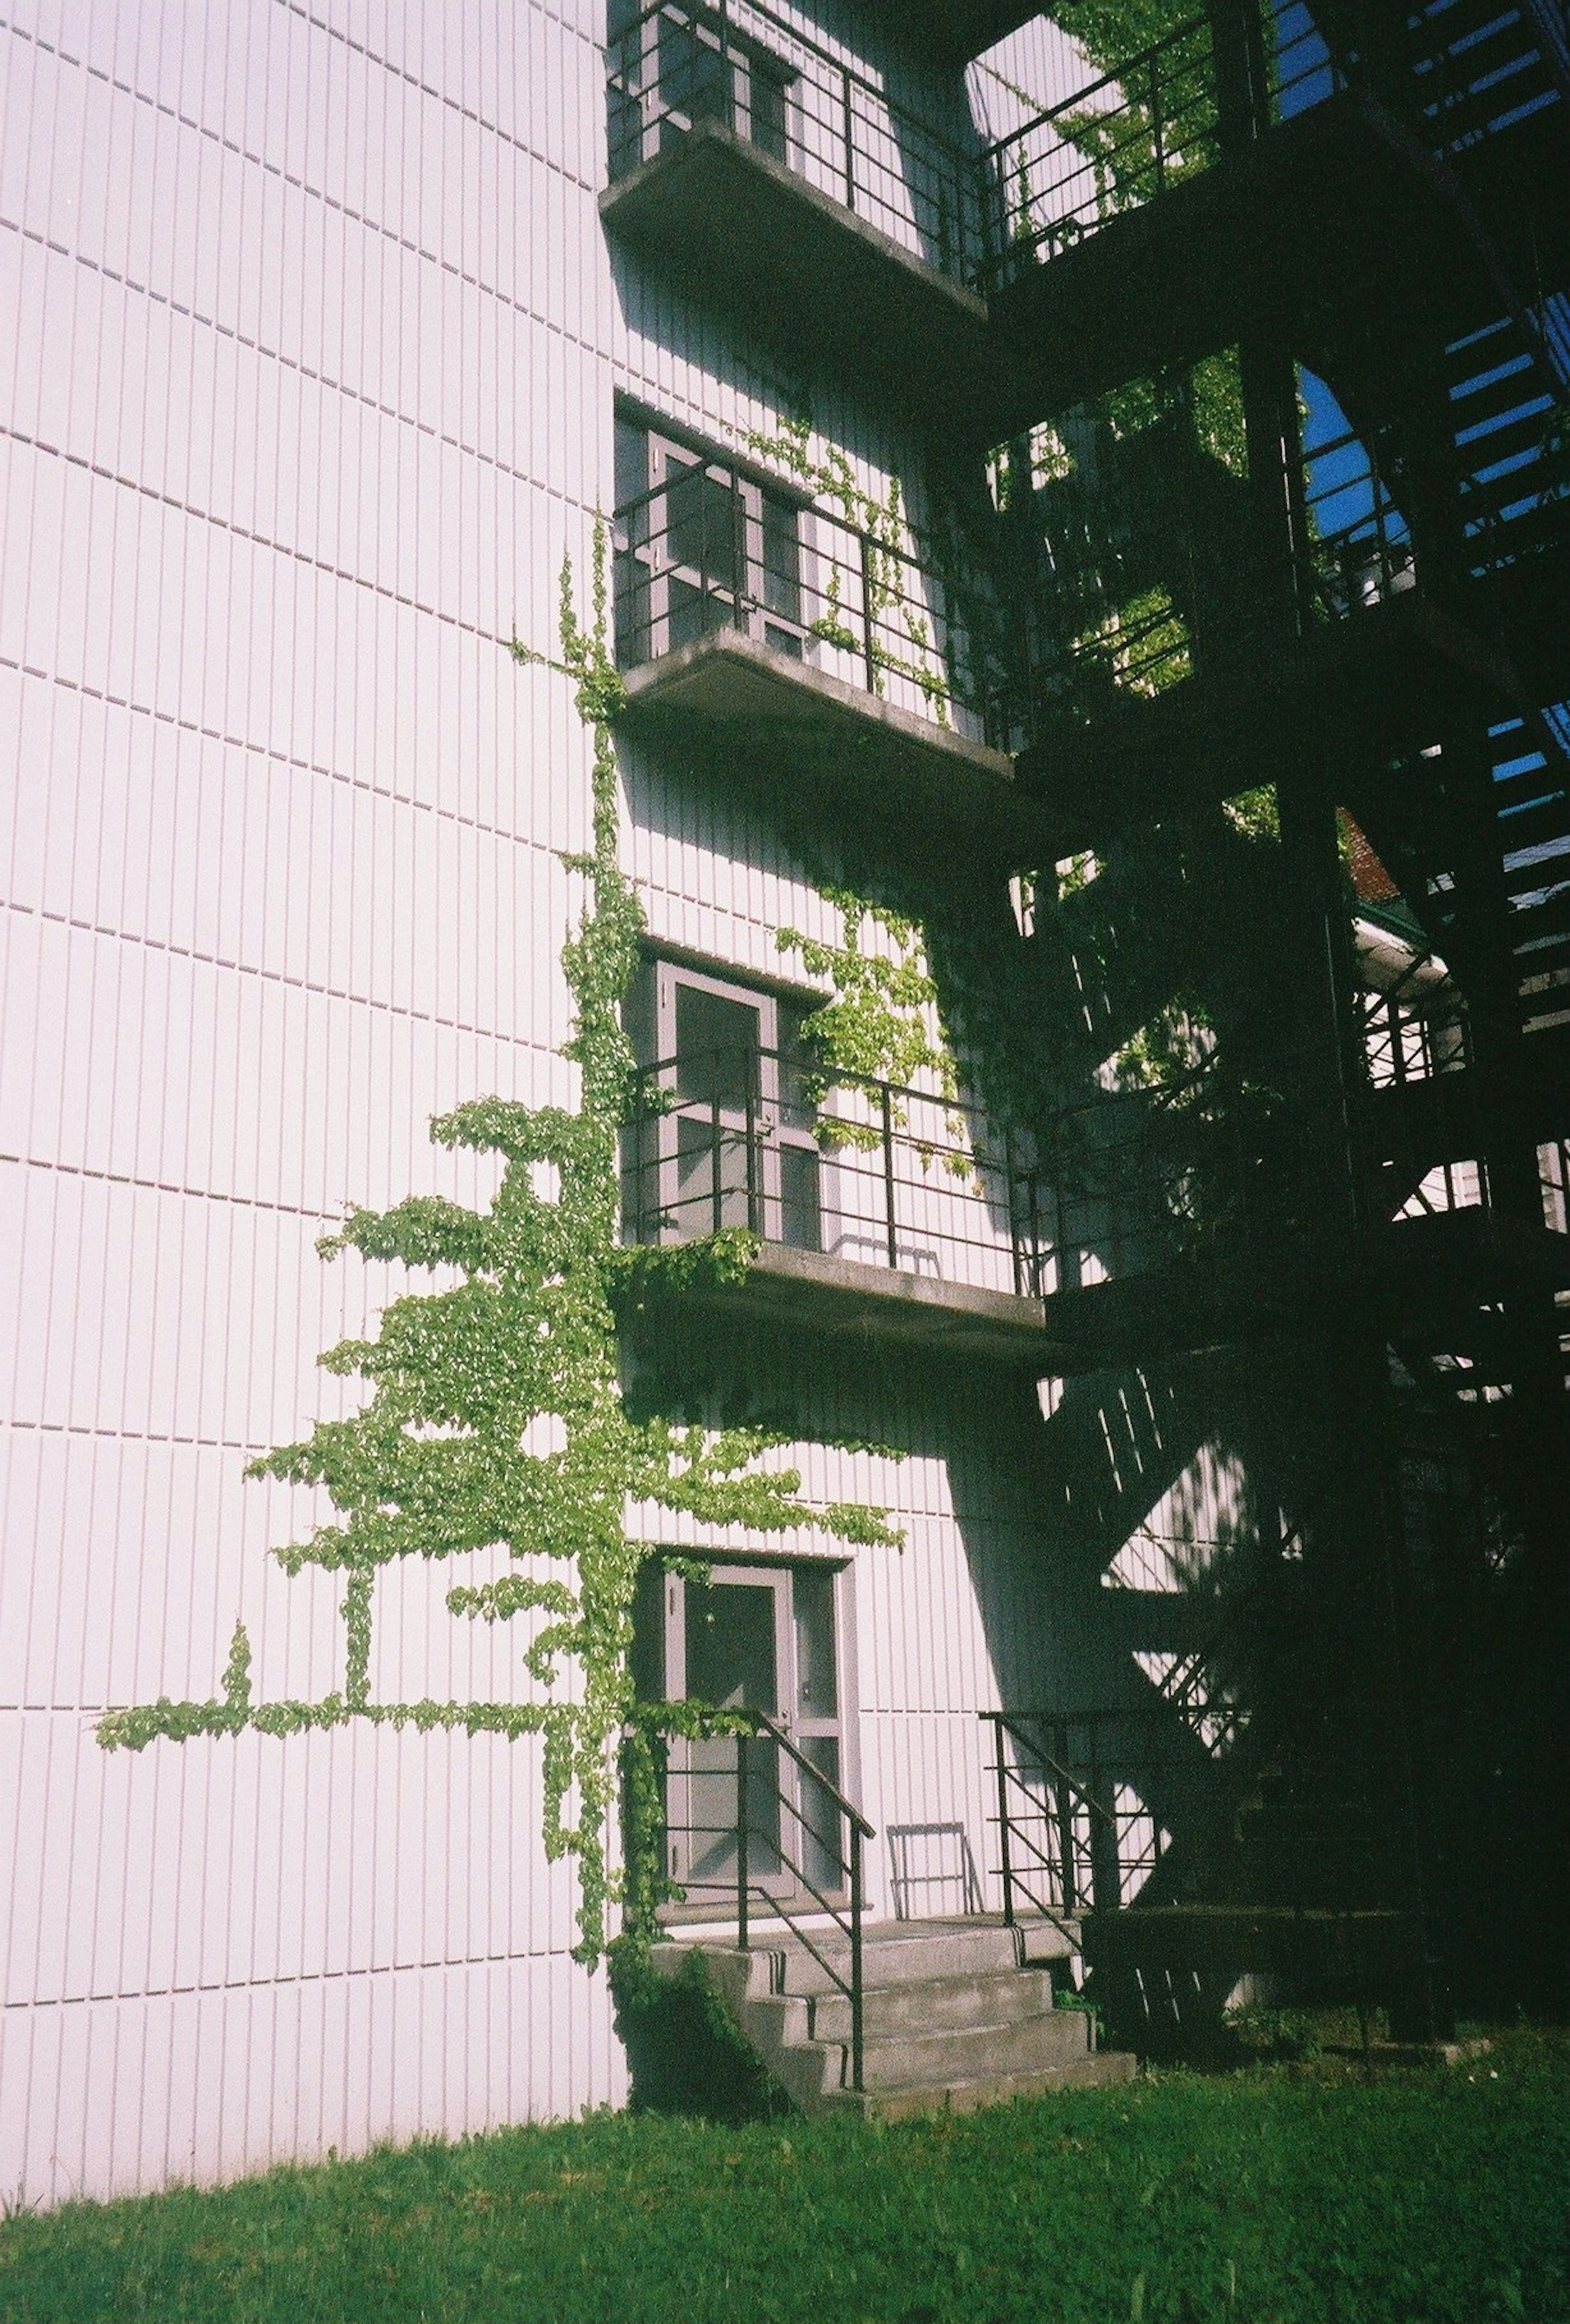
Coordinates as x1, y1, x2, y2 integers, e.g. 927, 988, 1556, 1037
841, 65, 855, 209
1055, 1719, 1078, 1914
736, 1730, 749, 1953
849, 1820, 865, 2093
1005, 1128, 1022, 1296
993, 1724, 1016, 1928
711, 1094, 722, 1235
745, 1085, 759, 1235
881, 1082, 898, 1269
859, 530, 877, 695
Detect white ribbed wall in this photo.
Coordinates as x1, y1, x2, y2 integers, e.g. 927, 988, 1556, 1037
0, 0, 1222, 2206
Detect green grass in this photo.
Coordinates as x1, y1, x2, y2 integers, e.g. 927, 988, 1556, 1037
2, 2033, 1566, 2323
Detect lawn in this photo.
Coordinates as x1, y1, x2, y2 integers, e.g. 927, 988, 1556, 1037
1, 2032, 1565, 2324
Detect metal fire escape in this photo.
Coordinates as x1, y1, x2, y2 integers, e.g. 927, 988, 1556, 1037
598, 0, 1570, 2033
981, 0, 1570, 2034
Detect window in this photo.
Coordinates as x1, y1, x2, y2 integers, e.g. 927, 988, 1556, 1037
609, 3, 796, 180
632, 1560, 850, 1903
622, 956, 822, 1253
614, 414, 807, 666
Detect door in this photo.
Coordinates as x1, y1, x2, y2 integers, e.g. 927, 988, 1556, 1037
677, 1568, 791, 1896
651, 962, 821, 1251
641, 1562, 851, 1908
614, 417, 807, 667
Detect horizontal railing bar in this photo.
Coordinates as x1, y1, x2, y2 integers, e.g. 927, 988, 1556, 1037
613, 471, 938, 565
612, 0, 977, 177
978, 9, 1213, 165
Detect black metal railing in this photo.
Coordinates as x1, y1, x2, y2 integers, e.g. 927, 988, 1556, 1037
976, 0, 1339, 295
655, 1712, 874, 2093
624, 1015, 1550, 1317
1359, 951, 1473, 1090
1018, 409, 1417, 732
613, 458, 1015, 749
982, 1710, 1126, 1935
606, 0, 987, 284
607, 0, 1564, 323
986, 1699, 1420, 1930
623, 1043, 1044, 1299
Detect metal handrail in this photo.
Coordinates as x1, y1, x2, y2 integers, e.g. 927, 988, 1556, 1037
656, 1709, 875, 2092
623, 1041, 1044, 1298
981, 1709, 1116, 1936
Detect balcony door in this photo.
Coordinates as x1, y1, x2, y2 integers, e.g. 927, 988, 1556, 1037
614, 416, 807, 666
650, 961, 821, 1252
640, 1561, 850, 1909
608, 3, 794, 174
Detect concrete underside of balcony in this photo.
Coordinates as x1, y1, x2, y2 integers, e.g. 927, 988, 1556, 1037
986, 90, 1511, 435
621, 1238, 1055, 1366
894, 0, 1045, 73
1013, 585, 1533, 867
619, 628, 1030, 867
599, 121, 999, 427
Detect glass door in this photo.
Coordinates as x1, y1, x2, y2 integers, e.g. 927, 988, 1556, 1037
673, 1568, 791, 1896
650, 961, 823, 1253
640, 1561, 850, 1909
659, 967, 776, 1241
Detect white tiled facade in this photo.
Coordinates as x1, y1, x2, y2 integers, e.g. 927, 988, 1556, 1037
0, 2, 1243, 2204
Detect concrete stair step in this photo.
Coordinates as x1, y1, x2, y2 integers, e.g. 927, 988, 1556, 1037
648, 1922, 1131, 2122
834, 2047, 1138, 2122
765, 1918, 1032, 1993
851, 2001, 1094, 2090
810, 1964, 1059, 2042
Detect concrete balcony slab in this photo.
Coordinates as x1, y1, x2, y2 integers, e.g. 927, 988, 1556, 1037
600, 121, 1001, 428
621, 1236, 1053, 1367
620, 626, 1029, 864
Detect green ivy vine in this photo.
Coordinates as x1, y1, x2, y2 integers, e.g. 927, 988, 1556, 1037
97, 524, 899, 1968
775, 886, 967, 1168
736, 410, 955, 720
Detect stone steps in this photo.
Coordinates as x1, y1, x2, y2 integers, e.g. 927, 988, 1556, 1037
809, 1962, 1060, 2041
650, 1913, 1135, 2121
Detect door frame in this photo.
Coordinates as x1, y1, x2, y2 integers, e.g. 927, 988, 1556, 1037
655, 1557, 857, 1917
653, 959, 789, 1244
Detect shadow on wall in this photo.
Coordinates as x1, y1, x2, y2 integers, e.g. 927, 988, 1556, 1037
887, 1821, 985, 1918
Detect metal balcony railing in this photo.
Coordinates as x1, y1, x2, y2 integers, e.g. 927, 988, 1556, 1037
1018, 409, 1416, 728
613, 457, 1015, 750
976, 0, 1341, 295
981, 1701, 1402, 1929
622, 1044, 1044, 1299
607, 0, 1565, 323
623, 1023, 1557, 1326
606, 0, 988, 286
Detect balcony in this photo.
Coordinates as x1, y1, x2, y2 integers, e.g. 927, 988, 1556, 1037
617, 1044, 1053, 1363
978, 0, 1565, 426
1002, 1059, 1570, 1377
1011, 400, 1544, 861
602, 0, 998, 421
612, 446, 1025, 857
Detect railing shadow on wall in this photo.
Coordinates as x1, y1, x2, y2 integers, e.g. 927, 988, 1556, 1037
886, 1821, 985, 1919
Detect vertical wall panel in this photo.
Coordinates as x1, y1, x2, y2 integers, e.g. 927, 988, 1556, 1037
0, 0, 1126, 2207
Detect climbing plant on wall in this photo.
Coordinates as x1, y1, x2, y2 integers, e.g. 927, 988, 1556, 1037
97, 529, 899, 1966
